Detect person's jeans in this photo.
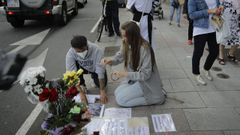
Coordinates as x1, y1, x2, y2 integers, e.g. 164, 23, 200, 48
114, 82, 147, 107
192, 32, 219, 75
169, 5, 182, 24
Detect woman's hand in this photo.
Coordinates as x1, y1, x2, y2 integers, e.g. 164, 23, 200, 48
112, 71, 128, 79
100, 58, 112, 66
208, 7, 222, 15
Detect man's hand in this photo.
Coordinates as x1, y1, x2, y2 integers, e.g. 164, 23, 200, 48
79, 92, 88, 104
100, 89, 108, 104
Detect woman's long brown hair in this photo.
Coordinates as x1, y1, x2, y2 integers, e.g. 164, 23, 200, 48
121, 21, 155, 71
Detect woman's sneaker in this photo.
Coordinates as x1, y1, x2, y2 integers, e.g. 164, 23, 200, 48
203, 69, 213, 81
194, 75, 207, 85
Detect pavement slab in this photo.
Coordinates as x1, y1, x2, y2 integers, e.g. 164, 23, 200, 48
199, 91, 240, 107
160, 92, 205, 109
224, 131, 240, 135
184, 108, 240, 130
169, 78, 196, 92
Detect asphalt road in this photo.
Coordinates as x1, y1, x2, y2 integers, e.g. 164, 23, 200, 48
0, 0, 101, 134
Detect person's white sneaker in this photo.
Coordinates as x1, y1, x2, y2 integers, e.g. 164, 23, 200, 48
194, 75, 207, 85
203, 69, 213, 81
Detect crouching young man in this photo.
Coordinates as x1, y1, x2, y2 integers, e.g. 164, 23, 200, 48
66, 35, 108, 104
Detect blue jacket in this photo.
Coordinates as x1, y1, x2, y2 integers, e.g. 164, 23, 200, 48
188, 0, 220, 28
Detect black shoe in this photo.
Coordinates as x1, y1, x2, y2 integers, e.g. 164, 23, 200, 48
108, 33, 114, 37
116, 32, 121, 37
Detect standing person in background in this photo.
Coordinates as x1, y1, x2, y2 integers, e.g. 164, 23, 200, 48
66, 35, 108, 104
183, 0, 193, 45
105, 0, 121, 37
169, 0, 184, 27
218, 0, 240, 65
126, 0, 154, 46
188, 0, 221, 85
101, 21, 166, 107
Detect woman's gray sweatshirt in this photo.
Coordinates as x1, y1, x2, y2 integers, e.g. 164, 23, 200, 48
111, 45, 166, 105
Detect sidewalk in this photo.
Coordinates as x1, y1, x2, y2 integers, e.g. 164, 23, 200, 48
90, 3, 240, 135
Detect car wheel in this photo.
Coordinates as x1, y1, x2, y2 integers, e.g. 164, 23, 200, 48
9, 18, 24, 28
59, 5, 68, 25
78, 2, 84, 8
72, 0, 78, 16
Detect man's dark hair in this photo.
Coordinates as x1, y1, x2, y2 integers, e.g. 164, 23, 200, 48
71, 35, 87, 49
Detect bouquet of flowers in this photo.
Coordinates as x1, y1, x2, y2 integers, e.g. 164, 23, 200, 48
19, 67, 89, 135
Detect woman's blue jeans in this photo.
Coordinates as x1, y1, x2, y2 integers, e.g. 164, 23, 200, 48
114, 81, 147, 107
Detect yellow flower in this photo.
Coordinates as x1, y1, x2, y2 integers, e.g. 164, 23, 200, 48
76, 69, 83, 76
63, 71, 71, 81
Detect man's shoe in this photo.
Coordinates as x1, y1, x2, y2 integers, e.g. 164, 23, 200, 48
116, 32, 121, 37
203, 69, 213, 81
169, 22, 172, 25
108, 33, 114, 37
194, 75, 207, 85
177, 24, 181, 27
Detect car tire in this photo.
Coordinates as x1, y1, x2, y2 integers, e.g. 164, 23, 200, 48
59, 4, 68, 25
78, 2, 84, 8
72, 0, 78, 16
9, 18, 25, 28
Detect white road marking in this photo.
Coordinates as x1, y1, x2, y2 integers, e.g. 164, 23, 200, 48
7, 28, 50, 55
17, 48, 48, 80
7, 45, 27, 55
10, 28, 51, 46
15, 103, 43, 135
90, 16, 102, 33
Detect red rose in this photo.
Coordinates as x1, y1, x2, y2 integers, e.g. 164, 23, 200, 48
65, 86, 78, 98
49, 88, 58, 102
39, 88, 50, 102
39, 88, 58, 102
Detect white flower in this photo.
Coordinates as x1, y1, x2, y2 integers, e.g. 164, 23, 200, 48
19, 66, 46, 86
30, 78, 38, 85
34, 84, 43, 94
24, 85, 32, 93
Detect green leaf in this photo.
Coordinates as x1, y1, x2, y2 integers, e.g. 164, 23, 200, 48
69, 105, 81, 114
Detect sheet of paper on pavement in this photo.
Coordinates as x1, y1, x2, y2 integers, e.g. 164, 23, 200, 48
128, 117, 150, 135
151, 114, 176, 132
104, 108, 132, 118
82, 118, 105, 135
82, 117, 150, 135
74, 94, 100, 104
